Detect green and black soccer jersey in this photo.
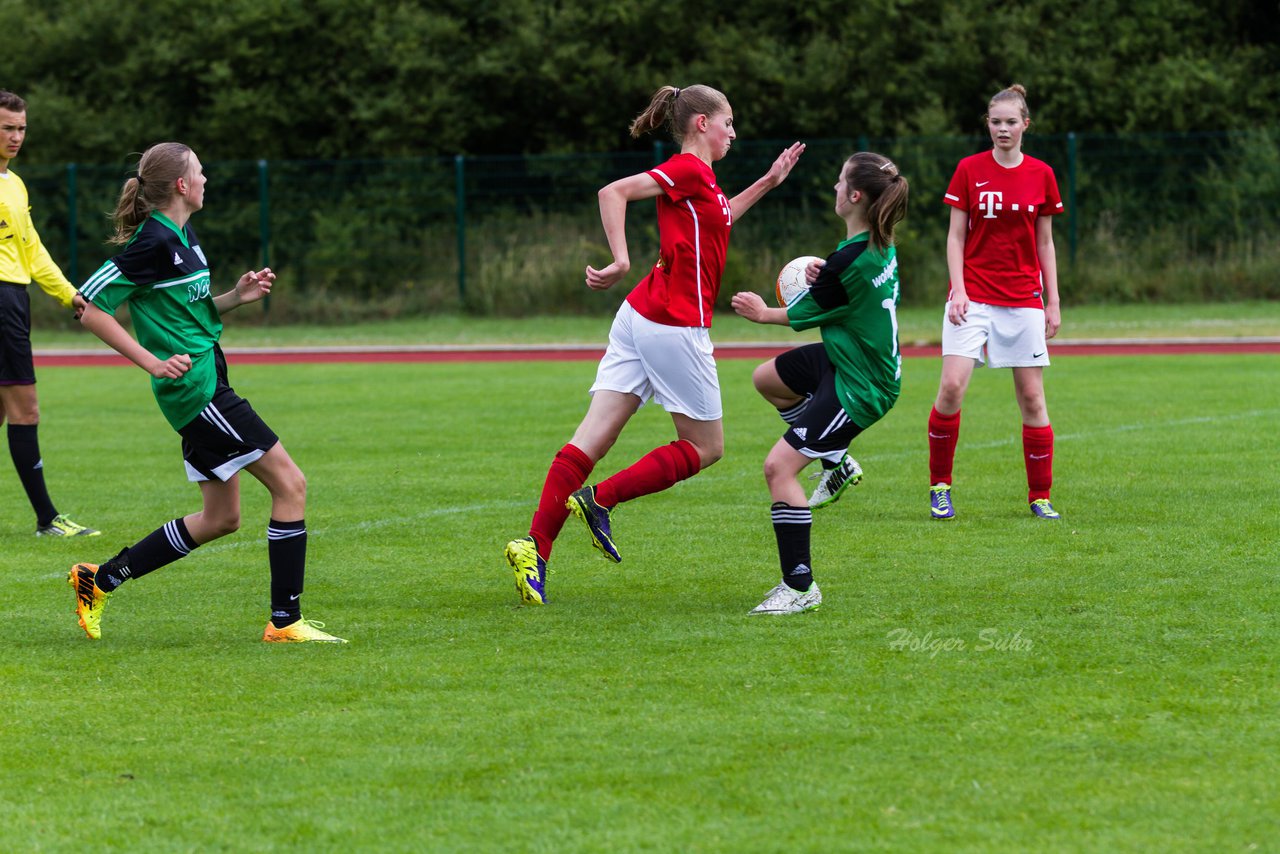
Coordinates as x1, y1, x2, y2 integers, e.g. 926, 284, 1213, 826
786, 233, 901, 429
80, 212, 221, 430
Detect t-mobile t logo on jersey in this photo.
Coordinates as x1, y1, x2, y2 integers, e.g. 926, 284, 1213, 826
979, 190, 1003, 219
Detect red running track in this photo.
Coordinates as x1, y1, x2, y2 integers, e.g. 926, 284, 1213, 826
33, 340, 1280, 367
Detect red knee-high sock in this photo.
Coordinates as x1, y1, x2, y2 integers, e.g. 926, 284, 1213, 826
593, 440, 702, 508
529, 443, 594, 560
1023, 423, 1054, 502
928, 407, 961, 486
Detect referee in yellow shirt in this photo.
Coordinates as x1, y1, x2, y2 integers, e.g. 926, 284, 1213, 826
0, 90, 97, 536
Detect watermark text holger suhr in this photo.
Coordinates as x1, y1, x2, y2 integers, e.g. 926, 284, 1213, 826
886, 628, 1034, 659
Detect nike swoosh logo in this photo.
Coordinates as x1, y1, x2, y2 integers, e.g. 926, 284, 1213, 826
1033, 352, 1046, 358
928, 432, 951, 439
289, 594, 300, 601
1030, 454, 1050, 460
976, 181, 990, 187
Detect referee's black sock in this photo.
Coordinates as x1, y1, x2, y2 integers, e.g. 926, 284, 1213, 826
8, 424, 58, 527
771, 502, 814, 592
96, 518, 200, 592
268, 519, 306, 628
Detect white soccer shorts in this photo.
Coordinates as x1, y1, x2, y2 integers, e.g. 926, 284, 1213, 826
590, 301, 722, 421
941, 301, 1050, 368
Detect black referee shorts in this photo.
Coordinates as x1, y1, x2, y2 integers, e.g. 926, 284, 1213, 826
775, 343, 864, 458
0, 283, 36, 386
177, 348, 279, 482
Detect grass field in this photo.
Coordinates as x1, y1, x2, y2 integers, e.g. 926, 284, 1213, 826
27, 298, 1280, 351
2, 348, 1277, 851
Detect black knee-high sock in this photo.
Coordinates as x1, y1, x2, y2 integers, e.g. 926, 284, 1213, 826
771, 502, 813, 591
268, 519, 306, 628
8, 424, 57, 526
95, 518, 200, 593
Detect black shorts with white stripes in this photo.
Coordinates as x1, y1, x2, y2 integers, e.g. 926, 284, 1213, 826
775, 343, 865, 457
176, 348, 279, 482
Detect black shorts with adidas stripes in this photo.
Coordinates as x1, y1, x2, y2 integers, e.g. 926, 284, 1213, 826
774, 343, 865, 457
177, 346, 279, 482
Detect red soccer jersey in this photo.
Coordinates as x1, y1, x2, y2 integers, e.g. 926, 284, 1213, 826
626, 153, 733, 328
942, 151, 1064, 308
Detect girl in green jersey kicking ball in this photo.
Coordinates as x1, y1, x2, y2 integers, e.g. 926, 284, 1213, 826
69, 142, 345, 643
731, 152, 909, 614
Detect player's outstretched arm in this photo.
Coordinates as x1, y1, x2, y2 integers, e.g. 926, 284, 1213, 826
731, 291, 790, 326
729, 142, 805, 221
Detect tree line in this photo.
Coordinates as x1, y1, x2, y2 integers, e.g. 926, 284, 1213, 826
5, 0, 1277, 167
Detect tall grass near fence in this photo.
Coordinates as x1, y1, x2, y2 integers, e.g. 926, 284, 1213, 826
22, 131, 1280, 328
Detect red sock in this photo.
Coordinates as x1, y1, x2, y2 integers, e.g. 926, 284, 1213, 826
1023, 423, 1054, 502
529, 443, 594, 560
594, 440, 702, 507
928, 407, 961, 486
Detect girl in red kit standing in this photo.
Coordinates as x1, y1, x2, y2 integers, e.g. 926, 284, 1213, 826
927, 83, 1065, 521
505, 83, 804, 604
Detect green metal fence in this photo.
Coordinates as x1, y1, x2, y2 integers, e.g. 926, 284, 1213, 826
18, 130, 1280, 315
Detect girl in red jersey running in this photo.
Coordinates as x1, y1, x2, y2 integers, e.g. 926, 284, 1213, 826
927, 83, 1065, 521
505, 84, 804, 604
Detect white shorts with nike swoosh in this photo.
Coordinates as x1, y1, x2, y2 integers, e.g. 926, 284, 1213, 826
941, 301, 1050, 369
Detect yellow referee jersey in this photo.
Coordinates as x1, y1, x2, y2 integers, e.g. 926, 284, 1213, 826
0, 168, 76, 307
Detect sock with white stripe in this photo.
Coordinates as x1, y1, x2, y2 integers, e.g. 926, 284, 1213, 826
95, 518, 199, 592
268, 519, 306, 628
771, 502, 813, 592
776, 395, 812, 425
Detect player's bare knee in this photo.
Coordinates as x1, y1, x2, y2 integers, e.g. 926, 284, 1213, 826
762, 451, 796, 486
695, 440, 723, 468
751, 362, 774, 392
276, 468, 307, 506
935, 382, 966, 412
204, 510, 240, 538
1015, 391, 1047, 422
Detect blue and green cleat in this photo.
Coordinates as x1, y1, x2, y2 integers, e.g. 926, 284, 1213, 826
566, 486, 621, 563
1029, 499, 1061, 520
930, 483, 955, 520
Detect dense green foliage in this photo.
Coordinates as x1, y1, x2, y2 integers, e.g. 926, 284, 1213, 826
3, 353, 1277, 849
4, 0, 1278, 163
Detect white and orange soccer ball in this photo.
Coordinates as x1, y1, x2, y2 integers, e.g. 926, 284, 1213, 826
775, 255, 823, 307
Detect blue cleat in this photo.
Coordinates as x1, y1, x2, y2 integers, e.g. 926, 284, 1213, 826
1029, 499, 1061, 520
566, 486, 621, 563
930, 483, 955, 520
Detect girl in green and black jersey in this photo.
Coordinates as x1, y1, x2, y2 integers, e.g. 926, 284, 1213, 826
67, 142, 345, 643
731, 152, 909, 615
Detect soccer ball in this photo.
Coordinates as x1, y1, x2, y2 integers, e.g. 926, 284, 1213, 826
776, 255, 823, 308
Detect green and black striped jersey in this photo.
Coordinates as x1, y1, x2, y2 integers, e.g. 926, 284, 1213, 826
80, 212, 221, 429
